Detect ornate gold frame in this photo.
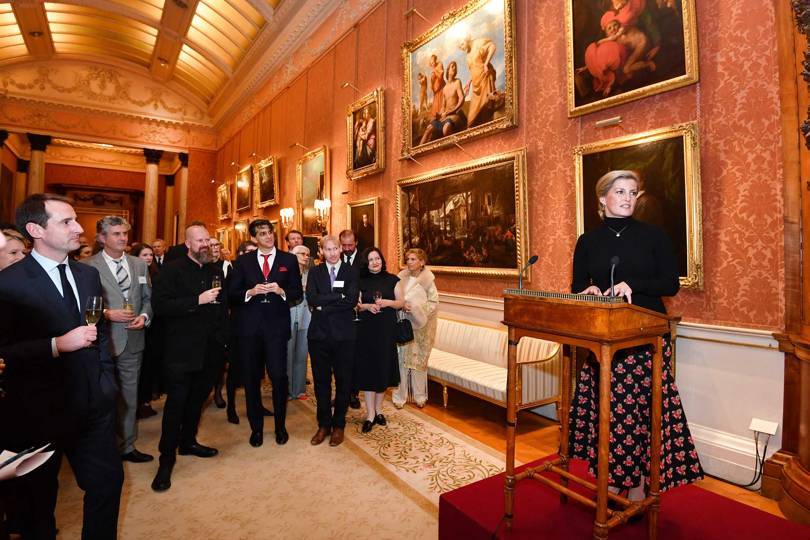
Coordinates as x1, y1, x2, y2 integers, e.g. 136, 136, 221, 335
574, 122, 703, 289
346, 88, 385, 180
254, 156, 280, 208
235, 164, 252, 212
234, 219, 250, 247
396, 148, 529, 279
347, 196, 380, 249
215, 226, 230, 253
400, 0, 518, 158
296, 145, 330, 235
565, 0, 699, 117
217, 183, 231, 221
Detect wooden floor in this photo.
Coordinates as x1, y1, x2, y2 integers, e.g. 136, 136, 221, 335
418, 381, 785, 519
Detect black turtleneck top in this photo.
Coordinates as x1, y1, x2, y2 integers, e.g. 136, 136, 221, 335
571, 217, 679, 314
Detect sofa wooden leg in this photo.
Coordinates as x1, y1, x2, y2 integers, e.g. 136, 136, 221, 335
442, 385, 448, 408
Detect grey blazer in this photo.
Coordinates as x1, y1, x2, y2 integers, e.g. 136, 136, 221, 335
83, 252, 152, 357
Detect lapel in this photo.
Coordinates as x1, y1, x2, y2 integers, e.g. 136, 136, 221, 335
92, 253, 124, 302
23, 255, 81, 326
69, 259, 90, 310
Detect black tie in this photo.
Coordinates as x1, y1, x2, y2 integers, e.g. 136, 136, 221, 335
57, 263, 80, 321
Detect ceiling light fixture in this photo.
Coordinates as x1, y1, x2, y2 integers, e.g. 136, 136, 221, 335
157, 57, 169, 66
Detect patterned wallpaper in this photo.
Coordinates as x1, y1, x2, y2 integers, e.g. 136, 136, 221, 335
213, 0, 785, 331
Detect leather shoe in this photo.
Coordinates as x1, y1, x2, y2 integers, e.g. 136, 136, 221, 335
151, 459, 175, 492
262, 406, 274, 416
136, 403, 157, 419
178, 443, 218, 458
122, 448, 154, 463
275, 429, 289, 445
374, 414, 387, 426
361, 420, 373, 433
329, 427, 345, 446
249, 431, 263, 447
227, 408, 239, 424
213, 392, 226, 409
310, 427, 330, 445
349, 395, 361, 409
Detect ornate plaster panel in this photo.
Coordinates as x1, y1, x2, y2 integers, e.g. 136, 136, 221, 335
46, 143, 179, 174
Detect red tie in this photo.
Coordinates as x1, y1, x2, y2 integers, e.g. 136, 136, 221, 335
262, 254, 271, 280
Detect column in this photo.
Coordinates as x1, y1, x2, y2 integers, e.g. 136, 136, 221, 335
177, 152, 189, 234
13, 158, 29, 209
142, 149, 163, 242
164, 174, 175, 244
26, 133, 51, 195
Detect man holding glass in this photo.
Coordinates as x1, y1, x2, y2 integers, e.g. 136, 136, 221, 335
0, 193, 122, 539
83, 215, 153, 464
228, 219, 301, 448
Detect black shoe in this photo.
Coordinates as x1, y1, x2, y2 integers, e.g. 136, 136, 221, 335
227, 408, 239, 424
349, 396, 361, 409
249, 431, 263, 447
275, 429, 289, 445
122, 448, 154, 463
178, 443, 218, 458
374, 414, 387, 426
151, 459, 175, 492
136, 403, 157, 419
262, 406, 274, 416
213, 392, 226, 409
361, 420, 373, 433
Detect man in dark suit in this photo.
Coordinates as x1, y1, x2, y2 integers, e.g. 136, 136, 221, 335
152, 238, 166, 269
228, 219, 302, 447
338, 229, 362, 410
150, 223, 227, 492
0, 193, 123, 539
306, 235, 359, 447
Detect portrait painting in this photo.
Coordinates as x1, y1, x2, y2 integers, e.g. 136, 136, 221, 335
215, 227, 231, 254
347, 197, 379, 252
254, 156, 280, 208
217, 183, 231, 220
234, 219, 250, 247
347, 89, 385, 180
575, 121, 703, 288
296, 146, 330, 236
235, 165, 252, 212
401, 0, 517, 158
396, 148, 529, 279
566, 0, 698, 116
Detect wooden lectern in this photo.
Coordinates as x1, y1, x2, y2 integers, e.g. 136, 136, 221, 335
502, 289, 676, 540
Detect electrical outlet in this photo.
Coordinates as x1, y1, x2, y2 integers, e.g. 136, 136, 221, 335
749, 417, 778, 436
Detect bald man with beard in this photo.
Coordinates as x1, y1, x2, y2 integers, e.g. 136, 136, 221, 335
150, 224, 228, 492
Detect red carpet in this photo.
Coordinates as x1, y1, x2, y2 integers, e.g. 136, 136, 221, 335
439, 456, 810, 539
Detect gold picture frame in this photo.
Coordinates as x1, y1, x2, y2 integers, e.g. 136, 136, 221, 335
234, 219, 250, 247
217, 183, 231, 221
347, 196, 380, 252
235, 164, 252, 212
396, 148, 529, 279
565, 0, 699, 117
296, 145, 330, 236
215, 226, 231, 254
346, 88, 385, 180
400, 0, 518, 158
574, 121, 703, 289
254, 156, 280, 208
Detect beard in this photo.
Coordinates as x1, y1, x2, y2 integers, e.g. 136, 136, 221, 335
192, 247, 212, 264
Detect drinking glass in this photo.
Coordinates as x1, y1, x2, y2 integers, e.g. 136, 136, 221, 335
85, 296, 103, 326
122, 296, 134, 313
260, 280, 271, 303
373, 291, 382, 303
211, 275, 222, 304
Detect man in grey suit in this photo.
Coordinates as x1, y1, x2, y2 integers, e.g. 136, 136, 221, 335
84, 215, 154, 463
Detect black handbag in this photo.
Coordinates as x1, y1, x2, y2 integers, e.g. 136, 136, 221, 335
396, 312, 414, 344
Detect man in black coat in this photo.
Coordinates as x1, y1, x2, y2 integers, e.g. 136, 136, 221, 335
150, 223, 227, 492
306, 235, 359, 447
228, 219, 301, 447
0, 194, 122, 539
338, 229, 363, 410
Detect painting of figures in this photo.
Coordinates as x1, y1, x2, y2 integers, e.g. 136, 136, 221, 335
347, 89, 385, 180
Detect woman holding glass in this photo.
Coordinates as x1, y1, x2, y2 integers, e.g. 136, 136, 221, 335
354, 247, 404, 432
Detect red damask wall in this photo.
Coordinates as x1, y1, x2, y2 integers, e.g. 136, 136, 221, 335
214, 0, 785, 331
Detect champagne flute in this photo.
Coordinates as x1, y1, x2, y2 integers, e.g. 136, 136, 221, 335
260, 279, 271, 303
211, 275, 222, 304
85, 296, 103, 326
122, 295, 134, 314
353, 291, 361, 322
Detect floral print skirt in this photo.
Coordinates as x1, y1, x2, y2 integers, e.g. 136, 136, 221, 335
569, 337, 703, 491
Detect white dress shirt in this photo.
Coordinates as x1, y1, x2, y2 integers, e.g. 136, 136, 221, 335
30, 249, 81, 357
246, 247, 285, 302
101, 250, 131, 291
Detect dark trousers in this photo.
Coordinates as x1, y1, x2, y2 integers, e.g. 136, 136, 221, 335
2, 448, 61, 539
240, 332, 287, 433
309, 339, 355, 429
158, 347, 222, 457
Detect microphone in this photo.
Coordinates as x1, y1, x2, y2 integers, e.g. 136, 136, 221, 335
518, 255, 539, 290
610, 256, 620, 297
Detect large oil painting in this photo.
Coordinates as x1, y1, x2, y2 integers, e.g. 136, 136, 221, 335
254, 156, 280, 208
401, 0, 517, 158
347, 197, 379, 252
217, 183, 231, 221
397, 149, 529, 279
566, 0, 698, 116
347, 89, 385, 180
575, 122, 703, 288
235, 165, 252, 212
296, 146, 330, 236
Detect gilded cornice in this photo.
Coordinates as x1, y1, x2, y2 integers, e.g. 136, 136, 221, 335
46, 144, 180, 175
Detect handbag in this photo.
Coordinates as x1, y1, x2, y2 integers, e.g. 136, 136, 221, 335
395, 311, 414, 344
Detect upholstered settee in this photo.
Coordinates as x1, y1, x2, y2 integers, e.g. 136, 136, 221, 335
427, 318, 562, 413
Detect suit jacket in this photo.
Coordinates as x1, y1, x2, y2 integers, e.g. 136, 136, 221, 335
228, 250, 302, 340
152, 255, 228, 374
306, 262, 359, 342
0, 255, 116, 449
83, 252, 152, 357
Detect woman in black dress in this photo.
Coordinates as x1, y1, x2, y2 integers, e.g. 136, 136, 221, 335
570, 170, 703, 503
354, 247, 404, 433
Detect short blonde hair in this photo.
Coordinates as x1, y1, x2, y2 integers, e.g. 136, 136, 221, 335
405, 248, 427, 264
2, 228, 26, 245
594, 170, 640, 219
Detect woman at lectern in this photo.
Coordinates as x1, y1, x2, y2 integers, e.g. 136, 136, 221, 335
570, 169, 703, 503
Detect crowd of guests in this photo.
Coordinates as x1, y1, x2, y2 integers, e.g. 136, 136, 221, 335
0, 194, 440, 539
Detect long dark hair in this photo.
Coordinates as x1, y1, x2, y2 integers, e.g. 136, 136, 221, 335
359, 246, 387, 277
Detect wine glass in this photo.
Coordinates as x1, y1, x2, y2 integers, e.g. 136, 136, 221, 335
85, 296, 103, 326
211, 275, 222, 304
260, 279, 271, 303
353, 291, 362, 322
373, 290, 382, 304
122, 294, 134, 314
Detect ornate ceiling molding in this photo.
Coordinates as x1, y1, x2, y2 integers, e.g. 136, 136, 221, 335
46, 142, 180, 174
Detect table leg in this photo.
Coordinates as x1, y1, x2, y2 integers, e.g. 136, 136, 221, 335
594, 344, 611, 540
504, 330, 519, 529
648, 336, 663, 540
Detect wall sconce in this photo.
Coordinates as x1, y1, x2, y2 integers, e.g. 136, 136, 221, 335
314, 198, 331, 221
280, 207, 295, 227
